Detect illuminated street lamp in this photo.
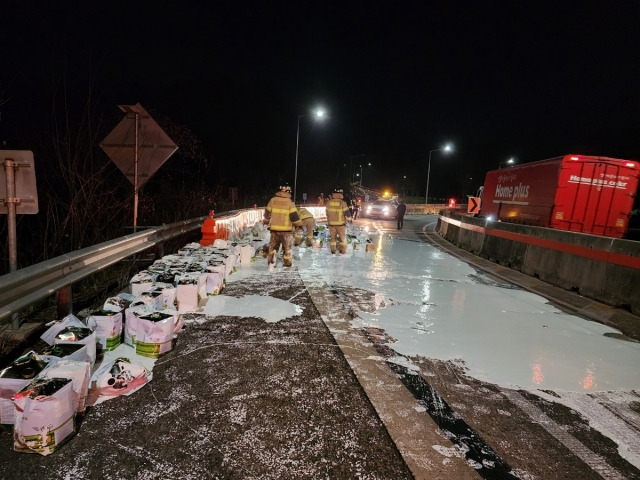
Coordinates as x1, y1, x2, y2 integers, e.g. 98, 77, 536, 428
294, 108, 325, 203
358, 162, 372, 186
498, 157, 515, 169
425, 143, 453, 205
349, 154, 365, 184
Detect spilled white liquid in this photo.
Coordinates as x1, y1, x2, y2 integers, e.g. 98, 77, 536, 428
204, 294, 302, 323
221, 228, 640, 393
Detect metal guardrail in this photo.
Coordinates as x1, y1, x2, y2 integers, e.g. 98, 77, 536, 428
0, 203, 432, 326
0, 216, 207, 325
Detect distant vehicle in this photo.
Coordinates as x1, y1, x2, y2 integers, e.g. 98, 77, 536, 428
479, 154, 639, 238
363, 199, 397, 219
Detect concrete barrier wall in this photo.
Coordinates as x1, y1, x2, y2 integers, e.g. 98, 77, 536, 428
437, 210, 640, 315
406, 204, 448, 215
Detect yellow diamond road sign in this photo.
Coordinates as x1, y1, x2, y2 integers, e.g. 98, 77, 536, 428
100, 103, 178, 188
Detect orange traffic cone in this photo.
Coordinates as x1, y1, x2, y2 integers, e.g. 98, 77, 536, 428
200, 210, 217, 246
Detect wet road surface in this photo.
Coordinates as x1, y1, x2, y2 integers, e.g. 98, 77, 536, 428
341, 214, 640, 479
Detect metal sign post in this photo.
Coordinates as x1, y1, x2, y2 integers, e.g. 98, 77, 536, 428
100, 103, 177, 233
4, 157, 17, 272
0, 150, 38, 328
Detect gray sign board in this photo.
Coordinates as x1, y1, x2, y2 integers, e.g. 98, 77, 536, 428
100, 103, 178, 188
0, 150, 39, 214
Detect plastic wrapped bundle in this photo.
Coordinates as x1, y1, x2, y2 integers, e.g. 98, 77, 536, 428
124, 305, 153, 348
103, 293, 135, 313
54, 327, 97, 365
37, 360, 91, 413
176, 277, 199, 312
129, 272, 153, 296
85, 310, 123, 351
13, 377, 75, 455
88, 358, 151, 406
135, 312, 176, 358
0, 352, 49, 425
38, 343, 88, 365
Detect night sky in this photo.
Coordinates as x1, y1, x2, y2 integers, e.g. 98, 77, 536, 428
1, 1, 638, 201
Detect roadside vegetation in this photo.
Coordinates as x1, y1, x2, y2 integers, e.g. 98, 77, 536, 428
0, 85, 272, 276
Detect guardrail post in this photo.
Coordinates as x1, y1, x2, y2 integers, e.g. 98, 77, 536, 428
56, 286, 73, 319
155, 242, 165, 259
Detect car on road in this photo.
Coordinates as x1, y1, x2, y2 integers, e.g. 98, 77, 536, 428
362, 199, 397, 219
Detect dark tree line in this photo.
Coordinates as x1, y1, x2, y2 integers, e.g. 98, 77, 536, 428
0, 77, 277, 275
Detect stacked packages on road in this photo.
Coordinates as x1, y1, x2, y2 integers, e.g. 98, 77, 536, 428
479, 155, 639, 238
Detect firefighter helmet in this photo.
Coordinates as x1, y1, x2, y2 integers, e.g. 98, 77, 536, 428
279, 184, 292, 193
334, 187, 343, 194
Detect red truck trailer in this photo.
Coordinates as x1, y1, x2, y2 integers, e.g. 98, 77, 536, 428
479, 154, 639, 238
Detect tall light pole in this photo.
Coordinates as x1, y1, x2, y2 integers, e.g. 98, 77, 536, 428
359, 162, 371, 186
349, 154, 364, 184
294, 108, 325, 203
425, 143, 453, 205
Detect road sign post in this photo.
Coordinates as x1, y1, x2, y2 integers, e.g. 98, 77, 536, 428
0, 150, 38, 328
100, 103, 177, 232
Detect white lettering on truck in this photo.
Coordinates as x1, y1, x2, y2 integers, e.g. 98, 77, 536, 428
512, 183, 530, 199
568, 175, 628, 189
495, 182, 530, 200
495, 184, 513, 199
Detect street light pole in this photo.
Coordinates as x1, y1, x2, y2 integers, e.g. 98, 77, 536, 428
349, 154, 364, 185
359, 162, 371, 186
425, 144, 453, 205
294, 109, 325, 203
294, 115, 303, 203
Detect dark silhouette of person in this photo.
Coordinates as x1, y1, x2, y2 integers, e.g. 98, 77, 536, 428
396, 199, 407, 229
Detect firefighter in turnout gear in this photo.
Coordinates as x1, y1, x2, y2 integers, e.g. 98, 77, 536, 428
294, 206, 315, 247
263, 185, 302, 268
324, 188, 352, 254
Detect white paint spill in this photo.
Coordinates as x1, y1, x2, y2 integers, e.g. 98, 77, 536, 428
222, 229, 640, 392
299, 230, 640, 392
204, 294, 302, 323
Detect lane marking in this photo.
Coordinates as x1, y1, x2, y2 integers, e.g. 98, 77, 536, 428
501, 390, 626, 480
387, 361, 517, 480
306, 284, 481, 479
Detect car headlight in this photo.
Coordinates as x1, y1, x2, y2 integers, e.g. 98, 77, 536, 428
382, 207, 389, 214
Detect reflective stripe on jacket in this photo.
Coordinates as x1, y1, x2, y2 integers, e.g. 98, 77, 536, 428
325, 194, 350, 226
297, 207, 314, 221
265, 191, 300, 231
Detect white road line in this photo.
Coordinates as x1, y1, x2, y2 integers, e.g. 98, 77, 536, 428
502, 389, 627, 480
